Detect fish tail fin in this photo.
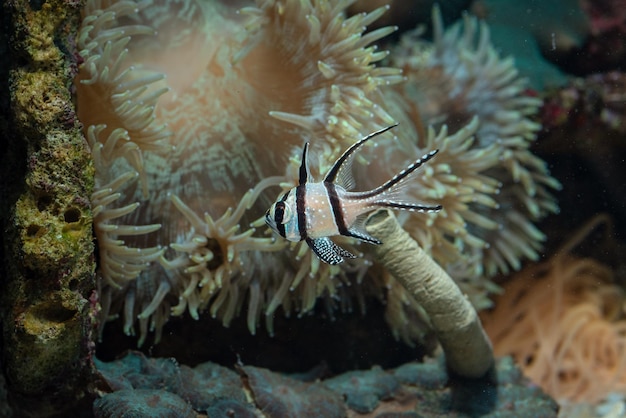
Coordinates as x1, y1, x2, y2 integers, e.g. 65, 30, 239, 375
361, 150, 442, 213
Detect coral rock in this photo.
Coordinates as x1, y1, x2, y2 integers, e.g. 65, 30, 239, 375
238, 364, 347, 418
93, 389, 195, 418
1, 0, 98, 415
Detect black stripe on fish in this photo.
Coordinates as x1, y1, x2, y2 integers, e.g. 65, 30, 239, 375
296, 184, 307, 241
324, 182, 348, 235
357, 149, 440, 201
275, 191, 290, 238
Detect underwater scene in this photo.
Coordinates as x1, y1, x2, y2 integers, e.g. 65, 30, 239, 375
1, 0, 625, 416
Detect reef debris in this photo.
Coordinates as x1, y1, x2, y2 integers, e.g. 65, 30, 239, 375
537, 72, 626, 236
565, 0, 626, 75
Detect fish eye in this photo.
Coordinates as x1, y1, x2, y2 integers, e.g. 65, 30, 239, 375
274, 201, 292, 225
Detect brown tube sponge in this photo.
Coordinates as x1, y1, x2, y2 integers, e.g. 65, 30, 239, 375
366, 209, 494, 379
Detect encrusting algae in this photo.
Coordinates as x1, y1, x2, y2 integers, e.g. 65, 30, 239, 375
75, 0, 560, 347
1, 0, 99, 415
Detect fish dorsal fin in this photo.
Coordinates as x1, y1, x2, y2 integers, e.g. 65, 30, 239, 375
306, 237, 356, 265
324, 124, 398, 190
298, 142, 311, 185
346, 214, 382, 245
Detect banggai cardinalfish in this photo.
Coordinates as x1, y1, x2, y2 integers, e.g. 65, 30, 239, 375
265, 124, 441, 265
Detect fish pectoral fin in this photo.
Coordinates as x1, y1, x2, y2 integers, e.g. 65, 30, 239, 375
306, 237, 356, 265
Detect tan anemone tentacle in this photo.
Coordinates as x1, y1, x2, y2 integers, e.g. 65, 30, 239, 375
88, 125, 165, 290
366, 209, 494, 379
77, 0, 173, 192
78, 0, 176, 344
241, 0, 403, 156
161, 175, 288, 323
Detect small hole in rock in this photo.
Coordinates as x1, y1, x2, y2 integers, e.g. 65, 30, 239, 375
29, 0, 45, 11
68, 279, 79, 291
37, 194, 53, 211
64, 208, 81, 223
26, 224, 42, 237
34, 303, 76, 323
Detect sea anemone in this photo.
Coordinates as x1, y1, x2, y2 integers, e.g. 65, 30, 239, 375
77, 0, 408, 345
77, 0, 559, 347
481, 216, 626, 404
388, 8, 561, 281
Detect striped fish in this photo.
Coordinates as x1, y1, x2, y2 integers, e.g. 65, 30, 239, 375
265, 124, 441, 265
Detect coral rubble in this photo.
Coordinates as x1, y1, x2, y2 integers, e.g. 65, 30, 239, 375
75, 0, 559, 349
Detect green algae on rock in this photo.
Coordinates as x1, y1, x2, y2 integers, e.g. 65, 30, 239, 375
0, 0, 98, 416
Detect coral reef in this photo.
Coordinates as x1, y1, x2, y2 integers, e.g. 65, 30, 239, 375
481, 216, 626, 404
92, 350, 558, 417
75, 0, 559, 349
0, 0, 98, 416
